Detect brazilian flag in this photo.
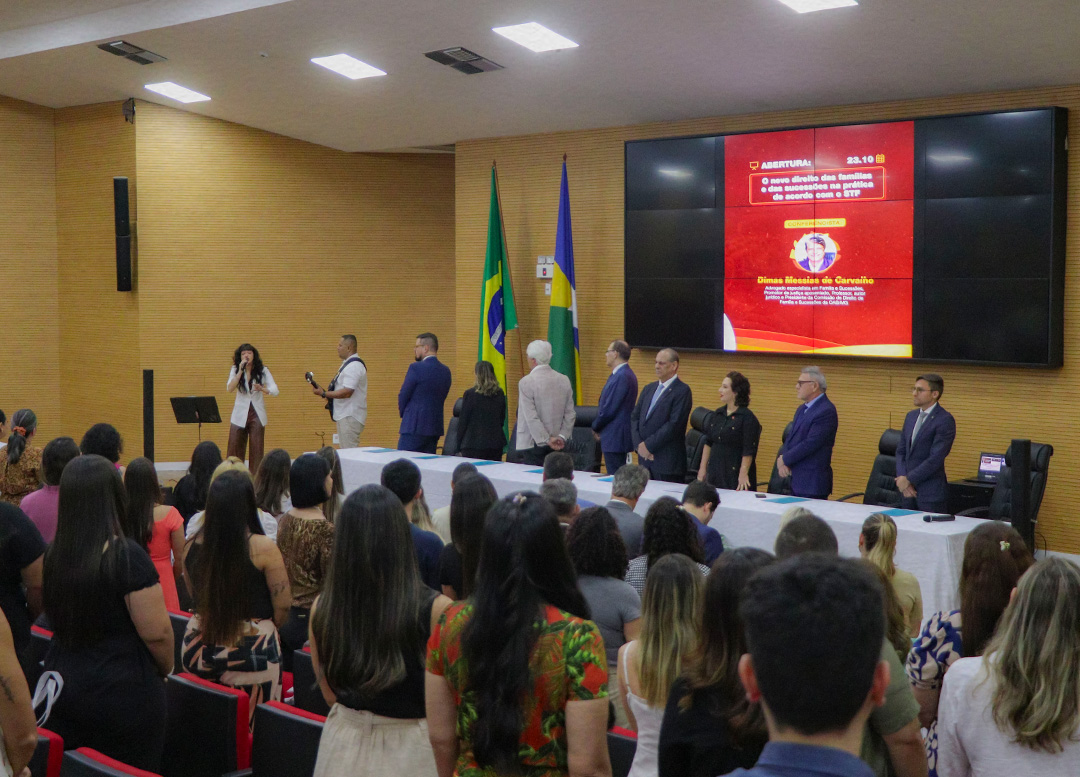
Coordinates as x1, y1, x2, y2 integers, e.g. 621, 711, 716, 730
547, 159, 582, 402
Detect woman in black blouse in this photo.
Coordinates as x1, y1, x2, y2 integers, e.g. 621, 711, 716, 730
697, 371, 761, 491
457, 361, 507, 461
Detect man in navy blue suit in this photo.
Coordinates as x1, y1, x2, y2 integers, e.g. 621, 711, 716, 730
630, 348, 693, 484
397, 332, 453, 453
777, 366, 839, 500
895, 373, 956, 514
592, 340, 638, 475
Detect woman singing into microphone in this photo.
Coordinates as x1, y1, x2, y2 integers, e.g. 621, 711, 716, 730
227, 343, 278, 475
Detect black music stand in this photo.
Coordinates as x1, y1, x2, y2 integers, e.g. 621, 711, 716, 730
170, 396, 222, 442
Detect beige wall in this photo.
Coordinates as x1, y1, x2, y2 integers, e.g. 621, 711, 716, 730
455, 84, 1080, 554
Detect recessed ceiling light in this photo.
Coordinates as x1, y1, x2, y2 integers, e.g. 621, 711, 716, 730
144, 82, 210, 103
774, 0, 857, 12
492, 22, 578, 52
311, 54, 387, 80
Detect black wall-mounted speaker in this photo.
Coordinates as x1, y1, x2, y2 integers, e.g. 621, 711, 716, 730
114, 177, 133, 292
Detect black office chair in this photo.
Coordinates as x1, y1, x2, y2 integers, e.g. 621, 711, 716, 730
836, 428, 903, 507
441, 397, 464, 456
684, 406, 715, 483
959, 442, 1053, 522
566, 406, 602, 473
757, 421, 794, 494
505, 417, 524, 464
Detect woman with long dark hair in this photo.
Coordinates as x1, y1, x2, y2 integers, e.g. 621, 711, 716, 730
456, 361, 507, 461
181, 470, 290, 723
173, 441, 223, 523
124, 457, 185, 611
426, 492, 611, 777
437, 474, 498, 600
254, 448, 292, 518
226, 343, 279, 475
658, 548, 773, 777
624, 497, 708, 597
310, 485, 452, 777
696, 372, 761, 491
315, 446, 344, 524
42, 455, 174, 770
0, 410, 41, 506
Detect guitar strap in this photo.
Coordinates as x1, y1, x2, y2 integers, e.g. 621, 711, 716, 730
325, 355, 365, 418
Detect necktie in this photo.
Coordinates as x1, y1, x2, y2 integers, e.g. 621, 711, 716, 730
911, 410, 929, 444
647, 383, 665, 418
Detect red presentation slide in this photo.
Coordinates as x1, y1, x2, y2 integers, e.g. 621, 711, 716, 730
723, 121, 915, 356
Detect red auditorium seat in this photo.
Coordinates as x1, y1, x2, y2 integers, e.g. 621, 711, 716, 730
162, 673, 250, 777
289, 649, 330, 717
59, 748, 161, 777
247, 701, 325, 777
608, 730, 637, 777
29, 728, 63, 777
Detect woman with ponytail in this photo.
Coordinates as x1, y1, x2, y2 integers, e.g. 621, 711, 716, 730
860, 512, 923, 637
425, 492, 611, 777
0, 410, 42, 506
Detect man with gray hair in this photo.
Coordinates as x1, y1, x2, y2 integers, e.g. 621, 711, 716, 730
516, 340, 576, 466
604, 463, 650, 554
540, 478, 579, 529
777, 366, 838, 500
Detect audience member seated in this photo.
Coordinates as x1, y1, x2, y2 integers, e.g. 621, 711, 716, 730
865, 562, 916, 668
0, 609, 39, 776
540, 479, 579, 530
605, 464, 650, 555
172, 441, 222, 524
315, 446, 345, 524
19, 436, 79, 543
777, 504, 816, 530
566, 506, 641, 728
0, 410, 42, 507
905, 521, 1032, 777
42, 455, 173, 771
185, 458, 279, 541
79, 423, 124, 472
276, 453, 334, 670
437, 474, 497, 601
381, 460, 443, 591
618, 554, 702, 777
426, 492, 610, 777
457, 360, 508, 462
253, 448, 292, 520
0, 502, 44, 680
124, 458, 185, 612
937, 557, 1080, 776
544, 451, 595, 508
625, 497, 708, 597
730, 554, 890, 777
309, 485, 452, 777
181, 470, 290, 724
659, 547, 774, 777
431, 462, 477, 544
774, 514, 926, 777
680, 481, 724, 566
861, 513, 923, 637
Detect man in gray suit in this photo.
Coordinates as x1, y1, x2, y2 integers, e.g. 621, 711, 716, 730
604, 464, 650, 555
516, 340, 576, 466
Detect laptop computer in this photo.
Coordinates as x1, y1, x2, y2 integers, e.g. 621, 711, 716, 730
969, 452, 1006, 483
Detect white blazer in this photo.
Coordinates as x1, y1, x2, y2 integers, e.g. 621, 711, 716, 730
228, 366, 279, 427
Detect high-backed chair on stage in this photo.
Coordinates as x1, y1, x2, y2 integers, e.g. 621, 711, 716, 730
441, 398, 464, 456
836, 428, 904, 507
684, 407, 715, 483
959, 441, 1053, 523
566, 406, 602, 473
757, 422, 794, 495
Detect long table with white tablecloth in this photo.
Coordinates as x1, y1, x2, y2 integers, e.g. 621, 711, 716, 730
338, 446, 982, 624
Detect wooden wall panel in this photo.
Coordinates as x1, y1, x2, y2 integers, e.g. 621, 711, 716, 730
0, 95, 60, 443
456, 84, 1080, 554
133, 102, 456, 462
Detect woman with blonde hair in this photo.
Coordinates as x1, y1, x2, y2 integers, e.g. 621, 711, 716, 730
456, 360, 507, 461
618, 553, 703, 777
861, 512, 923, 637
937, 557, 1080, 775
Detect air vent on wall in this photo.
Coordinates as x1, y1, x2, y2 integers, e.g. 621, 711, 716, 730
97, 40, 167, 65
424, 47, 503, 74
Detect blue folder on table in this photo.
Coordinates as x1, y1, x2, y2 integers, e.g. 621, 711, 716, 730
764, 496, 809, 504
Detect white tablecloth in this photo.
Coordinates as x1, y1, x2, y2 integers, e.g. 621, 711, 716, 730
338, 447, 979, 621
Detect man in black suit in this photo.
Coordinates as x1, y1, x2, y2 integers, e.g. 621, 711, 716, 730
630, 348, 693, 484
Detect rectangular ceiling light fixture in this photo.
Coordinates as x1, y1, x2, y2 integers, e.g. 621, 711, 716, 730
492, 22, 578, 52
144, 82, 210, 103
311, 54, 387, 79
774, 0, 858, 12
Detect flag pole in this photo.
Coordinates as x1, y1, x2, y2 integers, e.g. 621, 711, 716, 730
492, 161, 527, 383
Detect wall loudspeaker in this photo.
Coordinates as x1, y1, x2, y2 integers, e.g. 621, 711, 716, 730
113, 177, 134, 292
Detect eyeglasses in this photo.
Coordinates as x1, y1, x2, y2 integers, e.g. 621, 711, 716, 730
796, 379, 816, 386
912, 387, 930, 393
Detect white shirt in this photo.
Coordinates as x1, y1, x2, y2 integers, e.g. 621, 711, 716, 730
431, 505, 452, 544
185, 508, 278, 541
332, 357, 368, 424
612, 362, 628, 376
227, 366, 279, 427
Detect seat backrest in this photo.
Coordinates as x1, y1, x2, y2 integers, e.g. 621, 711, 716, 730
30, 626, 52, 666
30, 728, 63, 777
505, 417, 524, 464
167, 611, 191, 674
689, 406, 713, 433
862, 429, 903, 508
988, 441, 1054, 522
684, 407, 714, 479
607, 732, 637, 777
61, 749, 161, 777
441, 397, 466, 456
291, 648, 331, 717
565, 406, 602, 473
250, 702, 325, 777
765, 422, 795, 495
162, 673, 249, 777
